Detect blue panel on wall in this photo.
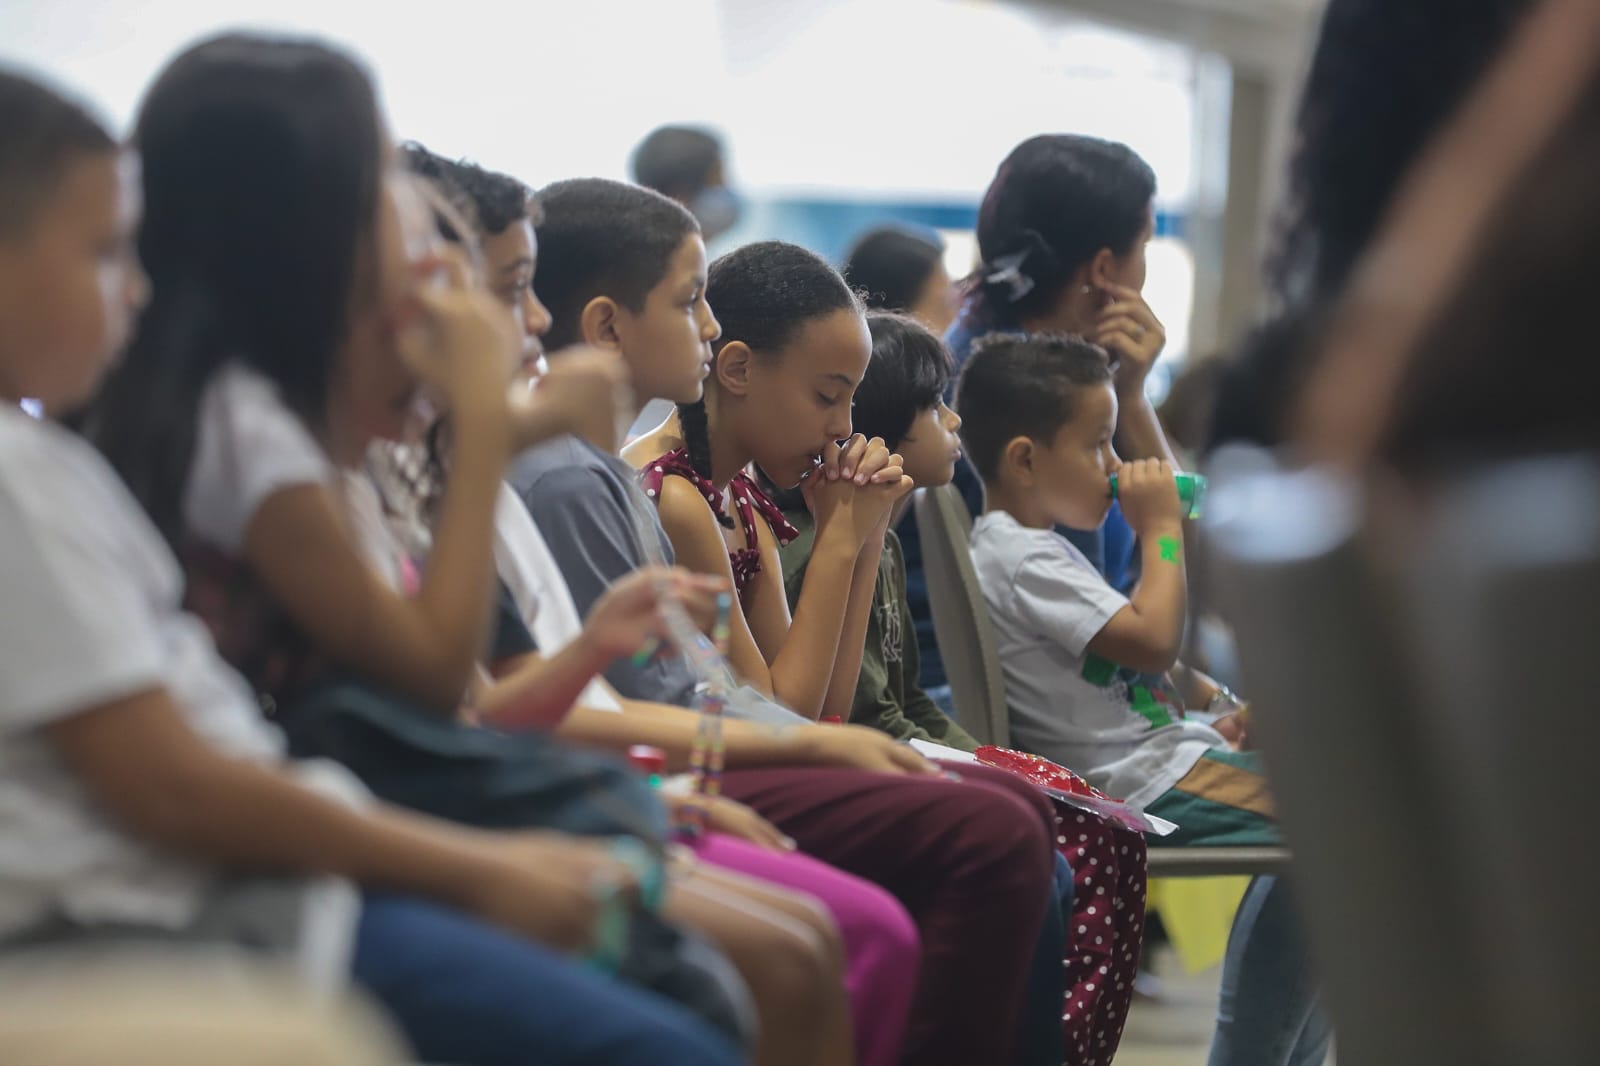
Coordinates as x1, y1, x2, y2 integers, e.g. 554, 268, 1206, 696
718, 198, 1187, 265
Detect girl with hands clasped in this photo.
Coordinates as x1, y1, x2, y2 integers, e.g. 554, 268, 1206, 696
624, 241, 914, 724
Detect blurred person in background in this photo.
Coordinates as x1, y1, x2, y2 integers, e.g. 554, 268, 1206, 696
1208, 0, 1534, 453
628, 125, 745, 439
631, 125, 741, 244
843, 225, 960, 337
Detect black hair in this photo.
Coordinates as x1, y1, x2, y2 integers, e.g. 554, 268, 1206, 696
971, 135, 1155, 328
969, 135, 1155, 330
399, 143, 479, 244
1204, 308, 1326, 453
532, 177, 698, 351
851, 312, 953, 450
1269, 0, 1532, 306
681, 241, 861, 509
955, 333, 1112, 482
1382, 70, 1600, 467
86, 33, 382, 548
400, 142, 534, 238
843, 226, 944, 314
0, 67, 115, 236
1209, 0, 1531, 455
630, 125, 723, 201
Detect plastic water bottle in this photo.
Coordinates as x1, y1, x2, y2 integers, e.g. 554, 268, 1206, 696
1108, 470, 1208, 521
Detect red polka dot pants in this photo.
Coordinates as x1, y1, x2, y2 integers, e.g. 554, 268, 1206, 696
1053, 802, 1148, 1066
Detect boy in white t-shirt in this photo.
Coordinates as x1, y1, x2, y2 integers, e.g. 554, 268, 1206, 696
959, 332, 1331, 1066
0, 63, 741, 1066
959, 332, 1271, 840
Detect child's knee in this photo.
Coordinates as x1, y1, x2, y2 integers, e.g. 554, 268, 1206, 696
857, 884, 920, 969
747, 917, 844, 1014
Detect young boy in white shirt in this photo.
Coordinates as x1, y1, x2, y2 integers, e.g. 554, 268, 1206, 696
960, 332, 1266, 836
959, 332, 1331, 1066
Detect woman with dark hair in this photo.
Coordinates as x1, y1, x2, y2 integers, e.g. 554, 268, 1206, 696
843, 225, 958, 335
1210, 0, 1534, 451
902, 134, 1176, 709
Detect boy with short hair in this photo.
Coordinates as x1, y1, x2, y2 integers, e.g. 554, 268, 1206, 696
958, 332, 1262, 831
958, 331, 1330, 1066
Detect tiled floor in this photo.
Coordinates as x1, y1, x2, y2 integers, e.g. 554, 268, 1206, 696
1114, 953, 1225, 1066
1114, 951, 1333, 1066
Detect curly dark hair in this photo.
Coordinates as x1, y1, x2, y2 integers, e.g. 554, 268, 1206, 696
1268, 0, 1532, 305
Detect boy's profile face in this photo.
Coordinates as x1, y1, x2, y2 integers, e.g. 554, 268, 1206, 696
0, 152, 147, 411
898, 400, 963, 489
480, 218, 551, 376
1017, 381, 1121, 531
615, 233, 719, 405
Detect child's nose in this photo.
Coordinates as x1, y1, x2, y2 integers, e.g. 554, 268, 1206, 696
524, 291, 552, 339
126, 263, 151, 313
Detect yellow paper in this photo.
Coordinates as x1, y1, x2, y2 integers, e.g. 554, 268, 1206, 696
1146, 876, 1251, 974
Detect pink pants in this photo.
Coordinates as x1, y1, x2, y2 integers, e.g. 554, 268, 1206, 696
693, 831, 920, 1066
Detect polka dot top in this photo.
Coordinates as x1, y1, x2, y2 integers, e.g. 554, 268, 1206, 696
639, 447, 799, 604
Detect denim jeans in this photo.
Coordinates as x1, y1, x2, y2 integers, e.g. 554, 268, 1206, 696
1209, 876, 1332, 1066
353, 894, 743, 1066
1015, 851, 1075, 1065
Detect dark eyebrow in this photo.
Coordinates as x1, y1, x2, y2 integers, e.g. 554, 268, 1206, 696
823, 373, 855, 387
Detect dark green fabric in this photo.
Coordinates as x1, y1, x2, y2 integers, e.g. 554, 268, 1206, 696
1143, 749, 1281, 847
779, 512, 979, 752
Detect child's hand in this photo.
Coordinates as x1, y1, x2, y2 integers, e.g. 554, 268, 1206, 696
1095, 284, 1166, 397
849, 471, 914, 547
818, 433, 864, 482
466, 832, 643, 954
581, 566, 729, 662
1213, 710, 1252, 752
797, 724, 941, 775
510, 346, 631, 452
671, 795, 796, 852
802, 439, 854, 525
828, 434, 904, 486
1116, 457, 1183, 535
397, 257, 521, 418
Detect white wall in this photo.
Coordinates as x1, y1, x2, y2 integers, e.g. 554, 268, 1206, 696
1, 0, 1200, 202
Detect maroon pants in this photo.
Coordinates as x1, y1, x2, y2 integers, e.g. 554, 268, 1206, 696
922, 765, 1147, 1064
1051, 802, 1147, 1065
721, 762, 1056, 1066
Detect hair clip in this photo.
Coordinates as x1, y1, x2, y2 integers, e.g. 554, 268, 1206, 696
983, 250, 1036, 303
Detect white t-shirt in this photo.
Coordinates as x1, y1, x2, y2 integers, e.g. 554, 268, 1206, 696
185, 363, 337, 556
970, 510, 1222, 808
493, 486, 621, 713
0, 405, 296, 935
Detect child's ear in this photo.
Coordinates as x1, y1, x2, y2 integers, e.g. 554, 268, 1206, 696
1001, 435, 1034, 482
579, 296, 624, 352
716, 341, 754, 396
